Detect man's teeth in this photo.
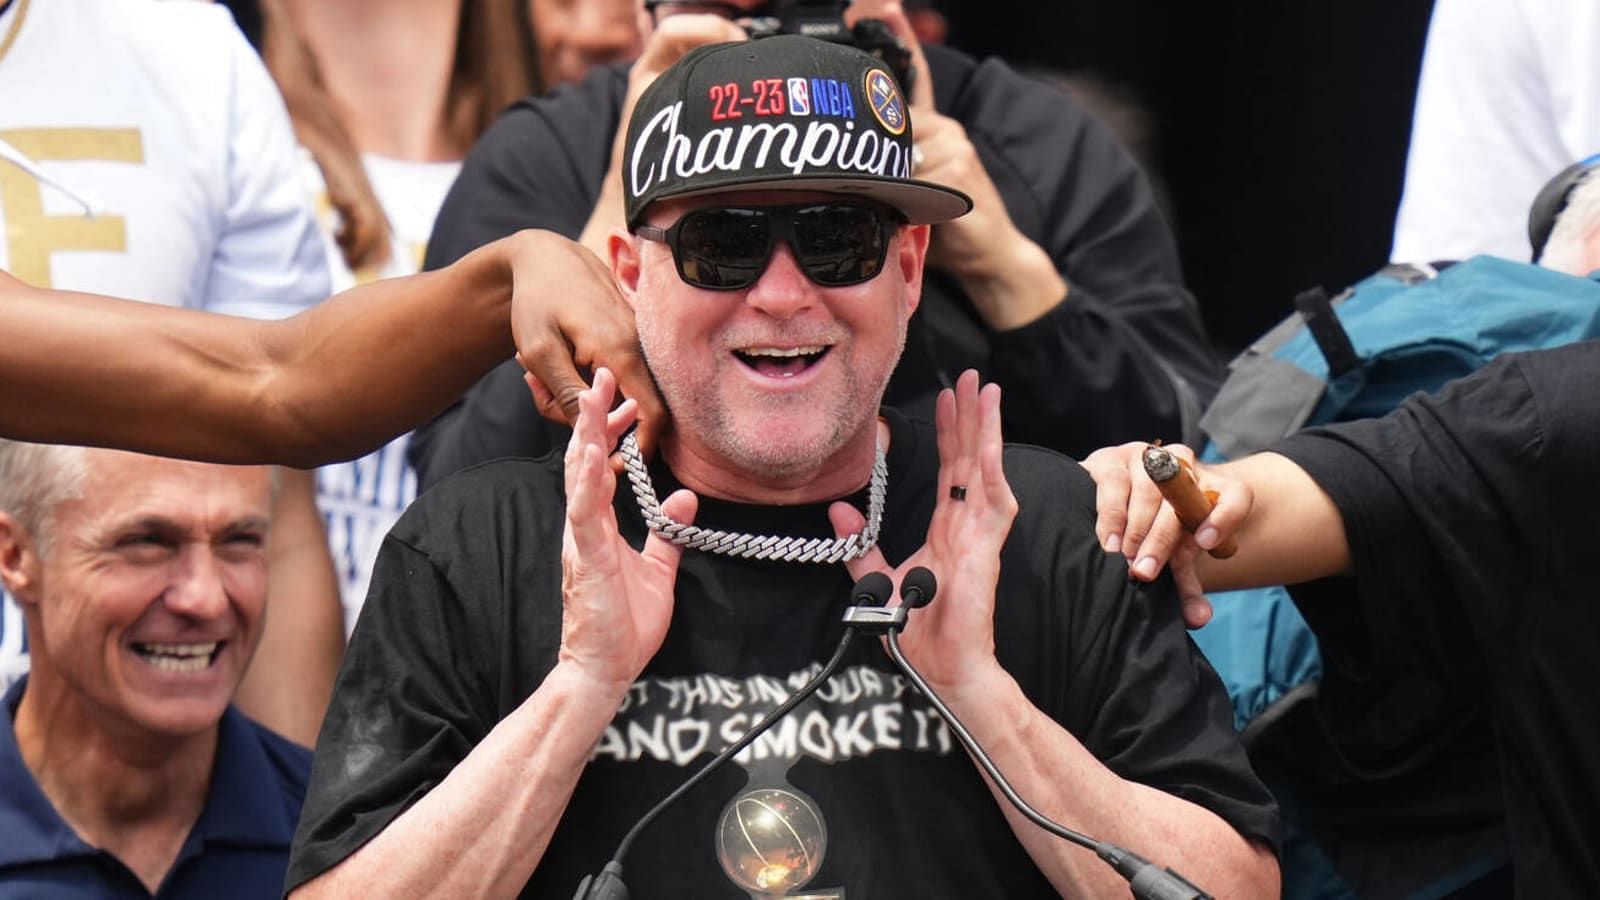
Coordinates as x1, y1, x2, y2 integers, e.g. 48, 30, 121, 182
133, 642, 219, 673
742, 346, 825, 359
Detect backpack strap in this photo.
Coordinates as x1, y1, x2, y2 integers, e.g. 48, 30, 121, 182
1293, 287, 1360, 378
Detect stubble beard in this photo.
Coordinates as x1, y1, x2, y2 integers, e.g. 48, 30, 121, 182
639, 325, 905, 482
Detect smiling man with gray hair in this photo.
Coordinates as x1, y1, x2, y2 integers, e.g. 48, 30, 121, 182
0, 440, 307, 898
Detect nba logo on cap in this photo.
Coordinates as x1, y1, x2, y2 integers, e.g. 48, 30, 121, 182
787, 77, 811, 116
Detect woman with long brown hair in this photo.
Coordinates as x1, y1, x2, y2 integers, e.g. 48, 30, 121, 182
259, 0, 540, 640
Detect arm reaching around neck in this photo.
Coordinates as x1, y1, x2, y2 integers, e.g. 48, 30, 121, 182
0, 230, 662, 466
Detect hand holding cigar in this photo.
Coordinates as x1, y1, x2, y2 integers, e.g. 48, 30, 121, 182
1141, 445, 1238, 559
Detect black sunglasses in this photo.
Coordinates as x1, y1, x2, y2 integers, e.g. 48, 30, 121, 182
633, 202, 905, 291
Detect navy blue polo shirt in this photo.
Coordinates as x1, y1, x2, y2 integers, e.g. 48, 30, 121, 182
0, 677, 311, 898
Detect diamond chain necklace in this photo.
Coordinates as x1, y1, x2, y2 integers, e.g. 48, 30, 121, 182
617, 432, 885, 563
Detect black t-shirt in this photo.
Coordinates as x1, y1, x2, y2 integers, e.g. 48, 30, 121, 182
289, 411, 1277, 897
409, 43, 1222, 489
1276, 340, 1600, 897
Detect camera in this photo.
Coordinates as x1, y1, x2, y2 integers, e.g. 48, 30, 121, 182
744, 1, 916, 95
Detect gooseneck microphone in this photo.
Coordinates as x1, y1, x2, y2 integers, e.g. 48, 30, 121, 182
572, 573, 895, 900
898, 565, 937, 609
882, 567, 1214, 900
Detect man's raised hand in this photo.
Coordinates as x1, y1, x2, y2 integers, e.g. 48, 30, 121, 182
558, 367, 695, 691
830, 370, 1017, 693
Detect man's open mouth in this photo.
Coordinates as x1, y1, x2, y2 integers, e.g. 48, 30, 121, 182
734, 345, 830, 377
132, 641, 223, 674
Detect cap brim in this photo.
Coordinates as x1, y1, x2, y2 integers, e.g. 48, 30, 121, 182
641, 173, 973, 226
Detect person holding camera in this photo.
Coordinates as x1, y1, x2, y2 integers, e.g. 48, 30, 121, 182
408, 0, 1221, 487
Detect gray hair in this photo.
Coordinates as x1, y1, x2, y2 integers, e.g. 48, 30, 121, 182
1539, 170, 1600, 277
0, 439, 89, 558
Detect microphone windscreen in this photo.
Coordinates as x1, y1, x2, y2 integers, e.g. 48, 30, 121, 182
901, 567, 938, 609
852, 571, 895, 607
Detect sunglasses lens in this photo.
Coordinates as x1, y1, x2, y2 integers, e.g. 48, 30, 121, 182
664, 203, 897, 290
792, 204, 891, 286
676, 208, 771, 289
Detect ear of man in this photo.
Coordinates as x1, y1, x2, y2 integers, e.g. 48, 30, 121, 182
0, 511, 42, 603
607, 229, 644, 310
894, 223, 932, 315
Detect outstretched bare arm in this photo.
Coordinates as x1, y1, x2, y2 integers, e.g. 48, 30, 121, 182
1, 230, 661, 466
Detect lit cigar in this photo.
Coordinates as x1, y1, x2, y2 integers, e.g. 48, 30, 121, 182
1141, 445, 1237, 559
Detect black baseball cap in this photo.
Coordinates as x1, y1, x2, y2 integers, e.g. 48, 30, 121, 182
622, 35, 972, 228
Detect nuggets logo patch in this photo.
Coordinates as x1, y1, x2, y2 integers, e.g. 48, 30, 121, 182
863, 69, 906, 136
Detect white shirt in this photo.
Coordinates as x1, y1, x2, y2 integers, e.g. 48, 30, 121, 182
1390, 0, 1600, 263
0, 0, 329, 686
300, 152, 462, 634
0, 0, 328, 313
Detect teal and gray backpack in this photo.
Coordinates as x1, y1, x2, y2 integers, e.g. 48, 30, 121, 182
1192, 255, 1600, 898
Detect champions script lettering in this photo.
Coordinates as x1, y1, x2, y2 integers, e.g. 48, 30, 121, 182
593, 664, 955, 767
629, 100, 910, 200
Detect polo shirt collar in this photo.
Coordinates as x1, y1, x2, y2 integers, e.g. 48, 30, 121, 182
0, 677, 296, 872
190, 705, 298, 848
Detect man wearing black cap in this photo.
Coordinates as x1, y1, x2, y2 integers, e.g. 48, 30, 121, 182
408, 1, 1221, 490
286, 37, 1277, 899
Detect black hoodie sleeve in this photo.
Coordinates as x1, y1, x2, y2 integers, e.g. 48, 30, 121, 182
924, 45, 1220, 453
